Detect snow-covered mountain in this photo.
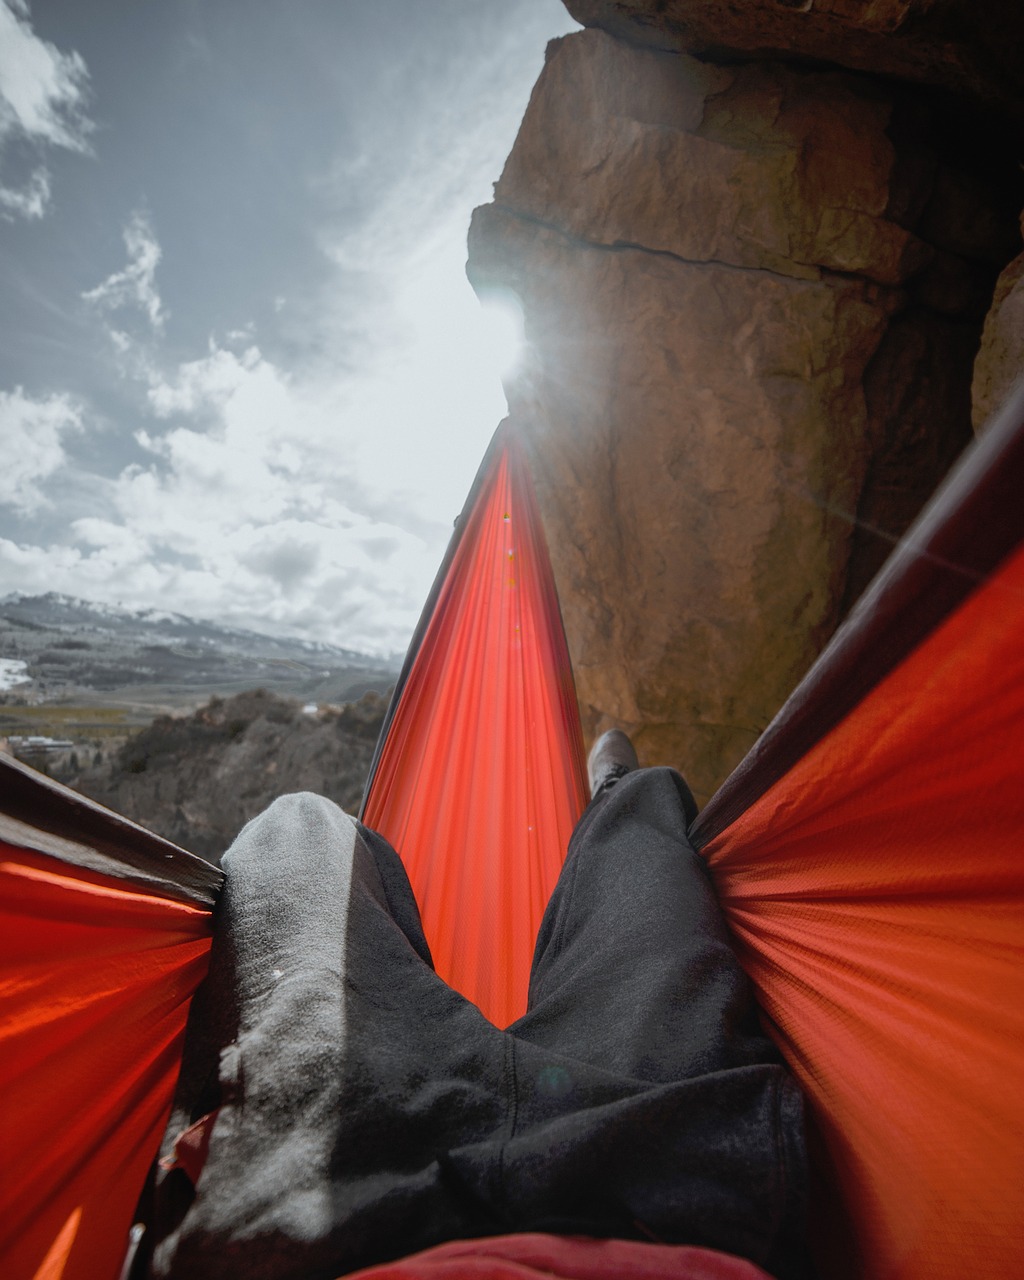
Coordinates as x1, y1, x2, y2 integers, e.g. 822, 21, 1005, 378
0, 593, 400, 707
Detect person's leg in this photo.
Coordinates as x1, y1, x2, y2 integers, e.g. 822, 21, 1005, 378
149, 776, 810, 1278
150, 792, 511, 1280
513, 767, 772, 1081
496, 767, 811, 1279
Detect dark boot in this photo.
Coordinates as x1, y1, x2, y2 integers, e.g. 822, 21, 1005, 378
587, 728, 639, 798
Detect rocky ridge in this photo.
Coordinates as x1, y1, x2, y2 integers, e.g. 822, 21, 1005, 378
51, 688, 388, 862
563, 0, 1024, 125
972, 221, 1024, 431
468, 10, 1023, 800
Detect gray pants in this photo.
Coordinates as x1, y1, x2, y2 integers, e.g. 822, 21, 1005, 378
149, 769, 809, 1280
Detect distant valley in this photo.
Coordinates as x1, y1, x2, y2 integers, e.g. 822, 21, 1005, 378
0, 594, 401, 855
0, 592, 399, 734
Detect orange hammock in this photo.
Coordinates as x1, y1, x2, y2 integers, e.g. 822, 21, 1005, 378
3, 388, 1023, 1280
360, 422, 588, 1025
0, 779, 220, 1280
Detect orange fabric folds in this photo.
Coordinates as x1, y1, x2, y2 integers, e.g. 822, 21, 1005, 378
701, 540, 1024, 1280
362, 425, 588, 1027
1, 844, 214, 1280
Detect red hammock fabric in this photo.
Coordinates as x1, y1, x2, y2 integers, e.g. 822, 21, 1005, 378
0, 843, 214, 1280
362, 424, 589, 1027
700, 538, 1024, 1279
693, 389, 1024, 1279
345, 1233, 772, 1279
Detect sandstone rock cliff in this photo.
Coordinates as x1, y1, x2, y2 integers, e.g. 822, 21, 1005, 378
563, 0, 1024, 125
468, 24, 1021, 800
973, 231, 1024, 432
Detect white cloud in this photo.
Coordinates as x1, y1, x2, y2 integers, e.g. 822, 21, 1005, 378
82, 212, 166, 330
0, 386, 82, 513
147, 343, 284, 430
0, 0, 92, 219
237, 526, 321, 594
0, 163, 49, 218
0, 339, 443, 651
303, 10, 578, 532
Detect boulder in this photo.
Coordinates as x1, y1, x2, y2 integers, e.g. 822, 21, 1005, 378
473, 208, 892, 797
495, 35, 931, 286
469, 29, 1016, 798
972, 215, 1024, 432
563, 0, 1024, 126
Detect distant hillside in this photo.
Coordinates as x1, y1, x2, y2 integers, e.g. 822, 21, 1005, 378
54, 688, 389, 862
0, 592, 400, 712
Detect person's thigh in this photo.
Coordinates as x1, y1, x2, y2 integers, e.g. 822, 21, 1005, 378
511, 768, 774, 1082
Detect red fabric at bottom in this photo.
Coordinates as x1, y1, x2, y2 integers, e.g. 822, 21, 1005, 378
159, 1110, 220, 1186
343, 1234, 772, 1279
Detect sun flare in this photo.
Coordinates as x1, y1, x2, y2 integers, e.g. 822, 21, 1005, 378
476, 291, 526, 381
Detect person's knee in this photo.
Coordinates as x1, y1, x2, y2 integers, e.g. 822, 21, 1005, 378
224, 791, 356, 870
263, 790, 349, 822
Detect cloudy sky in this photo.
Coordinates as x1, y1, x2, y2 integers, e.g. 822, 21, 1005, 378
0, 0, 578, 654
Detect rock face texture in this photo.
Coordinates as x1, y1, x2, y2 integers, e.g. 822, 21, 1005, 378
469, 26, 1021, 800
563, 0, 1024, 126
972, 229, 1024, 432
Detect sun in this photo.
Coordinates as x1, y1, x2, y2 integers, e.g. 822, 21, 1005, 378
476, 290, 525, 381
